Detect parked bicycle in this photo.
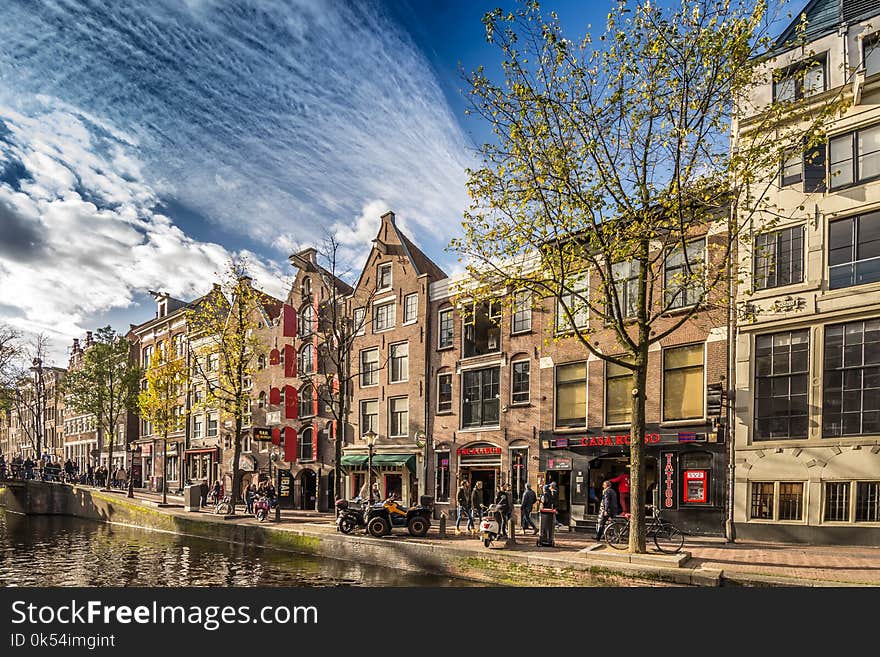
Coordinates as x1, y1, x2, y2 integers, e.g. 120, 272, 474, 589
213, 495, 233, 515
603, 505, 684, 553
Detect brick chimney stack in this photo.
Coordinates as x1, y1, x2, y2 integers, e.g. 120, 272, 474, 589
85, 331, 93, 347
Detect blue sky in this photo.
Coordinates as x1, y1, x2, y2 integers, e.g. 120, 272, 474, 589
0, 0, 796, 363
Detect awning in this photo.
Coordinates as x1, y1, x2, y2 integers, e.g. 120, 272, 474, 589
339, 454, 416, 474
340, 455, 368, 467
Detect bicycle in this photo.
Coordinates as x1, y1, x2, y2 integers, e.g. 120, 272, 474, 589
602, 505, 684, 553
213, 495, 233, 515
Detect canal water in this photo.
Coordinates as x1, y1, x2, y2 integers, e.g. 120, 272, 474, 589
0, 512, 478, 587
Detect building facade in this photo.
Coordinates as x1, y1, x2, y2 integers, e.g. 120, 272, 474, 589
733, 0, 880, 543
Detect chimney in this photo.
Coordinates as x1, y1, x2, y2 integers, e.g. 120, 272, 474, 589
381, 210, 396, 225
85, 331, 93, 347
72, 338, 80, 353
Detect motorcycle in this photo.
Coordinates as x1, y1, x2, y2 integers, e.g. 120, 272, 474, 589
479, 503, 507, 548
253, 495, 271, 522
335, 498, 367, 534
365, 496, 432, 538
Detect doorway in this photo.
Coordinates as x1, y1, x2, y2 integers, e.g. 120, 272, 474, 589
298, 469, 317, 510
545, 470, 572, 526
464, 468, 496, 509
587, 455, 657, 516
384, 473, 402, 501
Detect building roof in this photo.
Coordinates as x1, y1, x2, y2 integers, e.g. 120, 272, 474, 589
774, 0, 880, 52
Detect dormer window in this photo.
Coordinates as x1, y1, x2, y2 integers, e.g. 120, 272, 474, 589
774, 56, 826, 103
377, 263, 392, 290
302, 278, 312, 298
158, 302, 167, 318
864, 33, 880, 77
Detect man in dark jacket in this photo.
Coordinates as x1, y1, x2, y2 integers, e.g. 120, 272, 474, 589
520, 483, 538, 534
455, 481, 472, 534
494, 485, 511, 538
471, 481, 484, 531
595, 479, 620, 541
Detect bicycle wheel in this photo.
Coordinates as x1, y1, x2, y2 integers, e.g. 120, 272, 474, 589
653, 524, 684, 553
603, 522, 628, 550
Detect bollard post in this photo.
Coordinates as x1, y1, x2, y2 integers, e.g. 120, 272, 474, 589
439, 512, 447, 538
508, 516, 517, 544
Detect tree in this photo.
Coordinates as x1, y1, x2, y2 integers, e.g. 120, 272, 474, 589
137, 341, 188, 505
64, 327, 141, 488
452, 0, 846, 552
187, 261, 261, 515
0, 333, 54, 462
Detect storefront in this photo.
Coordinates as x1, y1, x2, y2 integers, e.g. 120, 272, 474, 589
340, 452, 418, 504
539, 428, 727, 536
457, 443, 502, 506
185, 447, 220, 484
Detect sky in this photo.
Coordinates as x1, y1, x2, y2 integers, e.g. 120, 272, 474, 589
0, 0, 797, 365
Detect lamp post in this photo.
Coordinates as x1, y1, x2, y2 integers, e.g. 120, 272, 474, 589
271, 449, 282, 522
126, 443, 134, 498
364, 429, 377, 503
414, 430, 427, 502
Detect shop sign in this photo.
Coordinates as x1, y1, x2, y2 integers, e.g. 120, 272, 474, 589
662, 452, 677, 509
547, 458, 571, 470
551, 433, 662, 448
252, 427, 272, 441
457, 446, 502, 455
278, 469, 293, 498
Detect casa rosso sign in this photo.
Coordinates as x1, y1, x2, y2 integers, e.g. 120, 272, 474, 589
457, 446, 502, 455
566, 433, 662, 448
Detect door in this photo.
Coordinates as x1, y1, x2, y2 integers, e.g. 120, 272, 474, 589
384, 473, 402, 501
299, 469, 317, 510
468, 469, 496, 509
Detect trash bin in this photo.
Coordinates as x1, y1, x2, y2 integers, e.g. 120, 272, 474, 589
538, 509, 556, 547
183, 484, 201, 512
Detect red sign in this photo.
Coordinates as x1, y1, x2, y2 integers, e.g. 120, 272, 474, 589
560, 433, 662, 448
457, 446, 502, 455
664, 453, 675, 508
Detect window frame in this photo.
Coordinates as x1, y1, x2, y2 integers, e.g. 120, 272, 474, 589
511, 290, 532, 334
403, 293, 419, 324
555, 273, 589, 334
828, 212, 880, 290
373, 301, 396, 332
821, 318, 880, 437
353, 307, 366, 336
437, 372, 453, 413
510, 358, 531, 405
605, 359, 634, 427
360, 399, 378, 437
749, 481, 806, 522
828, 124, 880, 191
388, 396, 409, 438
754, 225, 806, 290
772, 54, 827, 103
780, 147, 803, 187
298, 427, 314, 462
377, 263, 393, 291
461, 366, 501, 429
298, 343, 315, 375
554, 361, 588, 429
299, 384, 315, 419
753, 329, 810, 441
388, 341, 409, 384
359, 348, 379, 388
664, 238, 706, 310
661, 343, 706, 422
435, 450, 451, 503
438, 307, 454, 350
863, 32, 880, 77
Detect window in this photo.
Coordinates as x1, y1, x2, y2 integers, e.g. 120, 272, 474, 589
299, 384, 315, 418
360, 400, 377, 436
360, 348, 379, 387
438, 308, 454, 349
299, 304, 314, 336
664, 239, 705, 309
389, 397, 408, 437
754, 330, 810, 440
822, 319, 880, 437
299, 427, 314, 461
302, 277, 311, 297
165, 455, 179, 482
773, 57, 825, 102
866, 34, 880, 77
142, 346, 153, 369
435, 450, 450, 503
257, 354, 266, 370
611, 261, 640, 320
754, 226, 805, 290
193, 416, 203, 439
749, 482, 775, 520
781, 147, 802, 186
243, 399, 252, 427
778, 482, 805, 521
389, 342, 408, 383
353, 308, 366, 336
510, 447, 528, 500
662, 344, 704, 421
377, 263, 392, 290
605, 360, 634, 425
299, 343, 314, 375
208, 353, 219, 372
824, 482, 850, 522
750, 481, 804, 520
556, 273, 589, 332
463, 300, 501, 358
829, 124, 880, 190
258, 391, 266, 409
512, 291, 532, 333
207, 412, 218, 437
403, 294, 418, 323
461, 367, 500, 428
856, 481, 880, 522
243, 374, 252, 391
511, 360, 530, 404
173, 334, 185, 358
437, 373, 453, 412
555, 362, 587, 428
373, 301, 395, 331
828, 212, 880, 289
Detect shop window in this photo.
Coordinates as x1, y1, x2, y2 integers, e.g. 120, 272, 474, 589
822, 319, 880, 437
360, 348, 379, 387
662, 344, 704, 421
438, 308, 454, 349
512, 290, 532, 333
828, 212, 880, 289
754, 225, 805, 290
605, 359, 633, 426
435, 450, 450, 503
360, 400, 377, 437
389, 397, 409, 437
461, 367, 500, 428
463, 300, 501, 358
404, 293, 418, 324
754, 329, 810, 440
389, 342, 408, 383
664, 239, 705, 309
823, 482, 850, 522
555, 362, 587, 428
511, 359, 530, 404
509, 447, 528, 500
749, 482, 775, 520
437, 373, 453, 413
856, 481, 880, 522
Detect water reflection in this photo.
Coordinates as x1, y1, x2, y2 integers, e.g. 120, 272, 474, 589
0, 513, 477, 587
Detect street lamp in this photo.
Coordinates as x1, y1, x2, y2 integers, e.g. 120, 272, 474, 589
414, 430, 427, 502
364, 429, 377, 503
126, 443, 135, 498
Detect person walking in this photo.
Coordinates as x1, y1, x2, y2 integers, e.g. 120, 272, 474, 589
370, 482, 382, 503
24, 456, 34, 480
245, 483, 257, 514
455, 480, 472, 535
494, 484, 511, 539
0, 454, 6, 480
595, 479, 620, 541
611, 470, 631, 515
211, 480, 221, 506
520, 483, 538, 534
117, 466, 127, 490
471, 481, 485, 533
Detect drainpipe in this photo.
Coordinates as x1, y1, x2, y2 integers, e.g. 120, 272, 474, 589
725, 203, 737, 543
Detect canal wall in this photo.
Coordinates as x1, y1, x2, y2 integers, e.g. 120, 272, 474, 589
0, 481, 712, 586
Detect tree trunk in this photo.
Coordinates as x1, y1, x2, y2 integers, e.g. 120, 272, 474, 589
628, 352, 649, 553
104, 426, 113, 492
230, 416, 242, 515
334, 391, 344, 505
162, 433, 168, 506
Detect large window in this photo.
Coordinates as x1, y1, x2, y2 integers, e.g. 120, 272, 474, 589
389, 342, 408, 383
555, 362, 587, 428
461, 367, 500, 428
463, 300, 501, 358
435, 450, 450, 503
360, 348, 379, 387
360, 400, 377, 436
611, 261, 640, 320
754, 225, 805, 290
824, 482, 850, 522
438, 308, 454, 349
754, 330, 809, 440
353, 307, 366, 336
556, 274, 589, 332
437, 373, 453, 413
512, 291, 532, 333
750, 481, 804, 521
403, 293, 418, 323
373, 301, 396, 331
829, 124, 880, 190
750, 482, 774, 520
822, 319, 880, 437
856, 481, 880, 522
299, 384, 315, 418
298, 343, 314, 375
662, 344, 704, 421
773, 57, 825, 102
389, 397, 409, 437
299, 427, 314, 461
828, 212, 880, 289
665, 239, 705, 309
605, 360, 633, 426
299, 304, 314, 337
511, 359, 530, 405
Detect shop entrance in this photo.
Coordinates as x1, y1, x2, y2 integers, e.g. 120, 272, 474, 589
298, 469, 317, 510
463, 468, 496, 509
544, 470, 572, 526
384, 473, 402, 501
587, 454, 657, 516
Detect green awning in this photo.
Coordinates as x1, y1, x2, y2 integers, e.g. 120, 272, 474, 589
340, 455, 368, 467
371, 454, 417, 474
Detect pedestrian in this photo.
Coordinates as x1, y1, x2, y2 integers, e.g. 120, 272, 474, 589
370, 482, 382, 503
494, 483, 511, 538
611, 470, 631, 515
246, 484, 257, 514
471, 480, 484, 532
520, 483, 538, 534
455, 480, 472, 535
549, 481, 564, 529
24, 456, 34, 480
199, 480, 209, 507
87, 463, 94, 487
0, 454, 6, 480
595, 479, 620, 541
117, 466, 127, 490
211, 480, 221, 505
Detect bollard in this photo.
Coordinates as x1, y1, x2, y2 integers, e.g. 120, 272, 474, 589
439, 512, 447, 538
508, 516, 517, 544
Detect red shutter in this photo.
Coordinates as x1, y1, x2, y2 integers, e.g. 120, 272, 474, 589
284, 427, 297, 463
269, 349, 280, 366
269, 387, 280, 405
282, 304, 297, 338
284, 344, 296, 378
284, 385, 298, 420
312, 422, 319, 460
271, 427, 281, 446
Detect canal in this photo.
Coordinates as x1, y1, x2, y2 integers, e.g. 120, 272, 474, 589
0, 512, 479, 587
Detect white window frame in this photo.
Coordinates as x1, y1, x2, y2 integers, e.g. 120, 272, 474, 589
389, 396, 409, 438
510, 358, 530, 405
438, 307, 454, 349
403, 293, 419, 324
353, 307, 366, 336
360, 348, 379, 387
389, 341, 409, 383
377, 263, 393, 291
360, 399, 378, 436
373, 301, 396, 332
437, 372, 453, 413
